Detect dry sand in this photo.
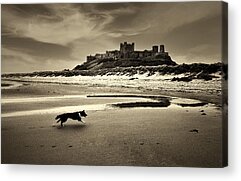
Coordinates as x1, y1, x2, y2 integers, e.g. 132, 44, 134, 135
1, 81, 223, 167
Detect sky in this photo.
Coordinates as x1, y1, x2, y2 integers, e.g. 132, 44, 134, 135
1, 2, 224, 73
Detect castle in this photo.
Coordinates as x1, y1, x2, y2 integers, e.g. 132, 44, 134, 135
86, 42, 169, 62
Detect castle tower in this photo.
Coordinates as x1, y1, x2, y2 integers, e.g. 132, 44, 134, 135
120, 42, 135, 58
160, 45, 165, 53
152, 46, 158, 53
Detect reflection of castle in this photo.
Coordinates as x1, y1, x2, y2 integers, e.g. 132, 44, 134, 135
87, 42, 169, 62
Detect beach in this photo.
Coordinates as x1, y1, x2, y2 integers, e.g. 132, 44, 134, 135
1, 79, 223, 167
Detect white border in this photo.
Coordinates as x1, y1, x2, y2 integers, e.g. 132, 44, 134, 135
1, 0, 241, 181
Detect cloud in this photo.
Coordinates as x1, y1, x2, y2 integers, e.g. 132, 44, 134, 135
2, 48, 45, 73
1, 3, 150, 45
1, 2, 224, 73
2, 47, 79, 73
162, 14, 222, 63
2, 4, 106, 45
2, 35, 72, 59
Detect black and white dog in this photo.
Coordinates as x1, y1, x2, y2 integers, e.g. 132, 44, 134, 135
55, 110, 87, 127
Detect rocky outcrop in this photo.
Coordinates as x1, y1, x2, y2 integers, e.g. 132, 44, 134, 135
73, 56, 177, 71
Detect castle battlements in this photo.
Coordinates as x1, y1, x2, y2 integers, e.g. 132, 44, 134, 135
87, 42, 169, 62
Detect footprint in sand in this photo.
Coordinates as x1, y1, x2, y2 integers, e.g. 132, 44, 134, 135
189, 129, 199, 133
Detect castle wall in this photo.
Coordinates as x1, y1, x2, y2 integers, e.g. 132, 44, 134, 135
86, 42, 168, 61
87, 55, 95, 62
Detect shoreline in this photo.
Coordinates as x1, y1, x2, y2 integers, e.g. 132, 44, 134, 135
1, 78, 222, 106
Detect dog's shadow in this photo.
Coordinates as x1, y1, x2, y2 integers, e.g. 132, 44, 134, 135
55, 124, 88, 131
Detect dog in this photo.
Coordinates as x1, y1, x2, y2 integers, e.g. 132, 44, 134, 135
55, 110, 87, 127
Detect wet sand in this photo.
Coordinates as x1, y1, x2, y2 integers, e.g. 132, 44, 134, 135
1, 80, 223, 167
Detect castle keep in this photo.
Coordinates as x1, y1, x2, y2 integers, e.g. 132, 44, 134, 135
87, 42, 169, 62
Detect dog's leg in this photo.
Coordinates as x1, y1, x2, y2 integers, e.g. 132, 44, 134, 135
78, 118, 85, 124
60, 117, 68, 127
77, 113, 86, 124
77, 117, 81, 122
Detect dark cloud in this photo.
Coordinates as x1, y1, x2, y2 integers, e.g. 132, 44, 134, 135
1, 2, 224, 73
162, 15, 221, 62
78, 3, 138, 14
2, 35, 72, 59
92, 3, 133, 11
2, 4, 63, 25
1, 55, 32, 73
2, 4, 54, 18
163, 15, 221, 52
